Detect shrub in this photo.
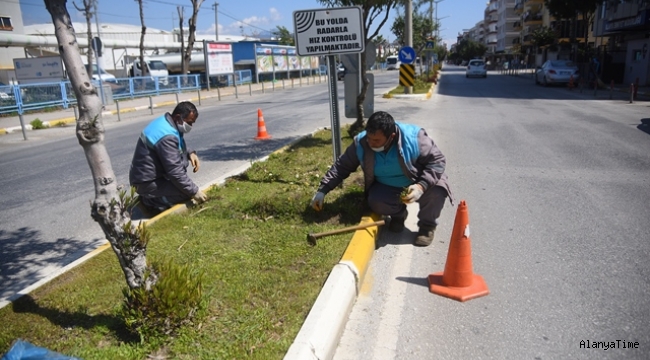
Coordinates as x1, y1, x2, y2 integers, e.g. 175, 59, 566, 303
121, 258, 205, 342
30, 118, 49, 130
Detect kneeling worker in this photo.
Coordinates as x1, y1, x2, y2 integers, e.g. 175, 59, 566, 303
130, 101, 207, 215
310, 111, 453, 246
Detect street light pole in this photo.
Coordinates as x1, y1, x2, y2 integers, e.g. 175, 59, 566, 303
212, 2, 219, 41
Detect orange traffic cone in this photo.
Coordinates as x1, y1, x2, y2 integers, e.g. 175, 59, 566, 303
255, 108, 271, 140
428, 200, 489, 302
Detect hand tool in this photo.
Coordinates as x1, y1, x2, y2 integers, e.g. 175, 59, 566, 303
307, 220, 385, 246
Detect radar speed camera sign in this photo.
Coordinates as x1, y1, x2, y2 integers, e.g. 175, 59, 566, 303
293, 6, 365, 56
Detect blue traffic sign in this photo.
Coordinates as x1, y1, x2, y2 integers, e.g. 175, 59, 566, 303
398, 46, 416, 64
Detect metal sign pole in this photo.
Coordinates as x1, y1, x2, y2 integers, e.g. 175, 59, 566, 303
327, 55, 342, 162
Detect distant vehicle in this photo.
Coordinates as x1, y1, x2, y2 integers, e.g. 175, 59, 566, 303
466, 59, 487, 78
386, 56, 400, 70
0, 81, 14, 100
85, 64, 117, 83
128, 59, 169, 85
535, 60, 580, 86
337, 64, 346, 81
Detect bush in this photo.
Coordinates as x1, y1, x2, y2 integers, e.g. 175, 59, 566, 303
121, 258, 205, 342
29, 118, 49, 130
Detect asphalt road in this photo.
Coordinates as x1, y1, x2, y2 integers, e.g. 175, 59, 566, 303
334, 66, 650, 359
0, 71, 399, 306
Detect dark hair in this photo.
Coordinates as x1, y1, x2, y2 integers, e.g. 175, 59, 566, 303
366, 111, 396, 137
172, 101, 198, 120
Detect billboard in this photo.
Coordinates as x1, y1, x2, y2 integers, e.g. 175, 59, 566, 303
13, 56, 65, 84
204, 42, 234, 76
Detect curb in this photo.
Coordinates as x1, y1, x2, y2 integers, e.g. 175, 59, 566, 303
283, 214, 382, 360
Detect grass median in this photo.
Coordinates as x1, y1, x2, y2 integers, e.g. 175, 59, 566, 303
0, 127, 366, 359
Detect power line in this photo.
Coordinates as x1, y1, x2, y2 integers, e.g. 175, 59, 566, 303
145, 0, 275, 34
14, 0, 170, 21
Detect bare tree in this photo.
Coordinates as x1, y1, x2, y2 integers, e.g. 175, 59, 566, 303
181, 0, 204, 76
318, 0, 399, 135
136, 0, 147, 77
72, 0, 93, 70
44, 0, 157, 291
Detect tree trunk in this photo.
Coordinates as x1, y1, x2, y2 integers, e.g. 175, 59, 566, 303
182, 0, 204, 81
138, 0, 147, 78
177, 6, 185, 76
351, 53, 369, 135
45, 0, 156, 290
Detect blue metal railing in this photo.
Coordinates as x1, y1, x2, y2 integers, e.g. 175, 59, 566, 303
0, 74, 202, 115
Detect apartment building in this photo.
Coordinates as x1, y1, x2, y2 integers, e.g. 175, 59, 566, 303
497, 0, 519, 56
593, 0, 650, 86
0, 0, 27, 83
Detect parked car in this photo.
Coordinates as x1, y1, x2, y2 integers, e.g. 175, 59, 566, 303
466, 59, 487, 78
0, 81, 14, 100
535, 60, 579, 86
85, 64, 118, 83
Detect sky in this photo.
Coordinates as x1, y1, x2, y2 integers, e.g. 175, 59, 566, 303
17, 0, 488, 48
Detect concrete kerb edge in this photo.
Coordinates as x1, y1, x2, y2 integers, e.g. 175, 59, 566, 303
284, 215, 383, 360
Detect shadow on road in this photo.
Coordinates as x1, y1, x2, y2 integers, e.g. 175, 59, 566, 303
0, 228, 96, 302
395, 276, 430, 288
637, 118, 650, 136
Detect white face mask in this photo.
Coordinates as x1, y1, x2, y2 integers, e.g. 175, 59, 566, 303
178, 121, 192, 134
370, 135, 393, 152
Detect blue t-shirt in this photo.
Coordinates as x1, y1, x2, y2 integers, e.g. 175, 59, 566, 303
374, 144, 412, 188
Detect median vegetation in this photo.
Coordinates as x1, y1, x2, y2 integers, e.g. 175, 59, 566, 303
0, 127, 367, 359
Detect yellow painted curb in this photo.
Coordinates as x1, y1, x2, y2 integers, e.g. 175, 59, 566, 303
0, 128, 6, 135
340, 213, 383, 286
48, 117, 76, 127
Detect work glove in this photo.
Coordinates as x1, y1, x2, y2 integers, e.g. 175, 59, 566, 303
402, 184, 424, 204
310, 191, 326, 211
189, 153, 200, 173
192, 190, 208, 204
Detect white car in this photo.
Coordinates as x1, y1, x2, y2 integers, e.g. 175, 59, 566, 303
466, 59, 487, 78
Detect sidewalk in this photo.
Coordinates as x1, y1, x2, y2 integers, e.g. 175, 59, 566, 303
0, 76, 328, 136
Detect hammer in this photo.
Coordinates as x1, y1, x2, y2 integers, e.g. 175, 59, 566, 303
307, 220, 385, 246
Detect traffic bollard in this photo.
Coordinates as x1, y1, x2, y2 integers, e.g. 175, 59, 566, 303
116, 101, 121, 122
630, 83, 634, 103
149, 96, 153, 115
175, 93, 179, 104
73, 105, 78, 122
249, 83, 252, 96
197, 90, 201, 106
217, 86, 221, 101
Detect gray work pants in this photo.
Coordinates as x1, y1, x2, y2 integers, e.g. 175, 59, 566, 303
367, 181, 447, 229
133, 178, 192, 211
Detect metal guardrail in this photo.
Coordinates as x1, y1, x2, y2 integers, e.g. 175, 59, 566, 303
0, 73, 208, 115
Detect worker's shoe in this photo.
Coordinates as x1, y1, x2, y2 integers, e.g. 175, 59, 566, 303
414, 226, 435, 247
388, 210, 408, 233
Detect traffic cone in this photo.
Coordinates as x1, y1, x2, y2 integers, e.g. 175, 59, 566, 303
428, 200, 489, 302
255, 108, 271, 140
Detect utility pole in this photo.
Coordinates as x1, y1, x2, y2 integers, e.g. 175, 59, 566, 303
212, 2, 219, 41
93, 0, 105, 106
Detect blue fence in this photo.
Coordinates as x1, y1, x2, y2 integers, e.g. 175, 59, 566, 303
0, 71, 253, 115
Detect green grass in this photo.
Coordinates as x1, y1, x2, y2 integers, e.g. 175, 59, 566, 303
0, 128, 367, 359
